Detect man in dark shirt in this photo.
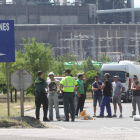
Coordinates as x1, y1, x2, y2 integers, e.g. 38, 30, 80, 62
131, 75, 140, 116
97, 73, 112, 118
92, 75, 102, 117
35, 71, 49, 121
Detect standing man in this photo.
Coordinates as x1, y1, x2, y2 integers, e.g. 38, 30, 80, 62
47, 72, 60, 121
97, 73, 112, 118
92, 75, 102, 117
112, 75, 125, 118
60, 69, 78, 122
35, 71, 49, 121
75, 73, 88, 117
131, 75, 140, 116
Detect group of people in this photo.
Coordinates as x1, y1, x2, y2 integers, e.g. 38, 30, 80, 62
92, 74, 140, 118
35, 69, 88, 122
34, 69, 140, 122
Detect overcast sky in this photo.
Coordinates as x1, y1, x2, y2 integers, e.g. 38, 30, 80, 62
6, 0, 140, 8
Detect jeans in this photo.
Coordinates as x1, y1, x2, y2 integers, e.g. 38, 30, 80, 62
35, 93, 48, 120
48, 92, 60, 120
132, 96, 140, 115
63, 92, 75, 121
100, 96, 112, 116
93, 96, 102, 107
76, 94, 85, 115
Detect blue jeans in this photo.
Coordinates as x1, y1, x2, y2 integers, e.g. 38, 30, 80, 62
48, 92, 60, 120
93, 96, 102, 107
100, 96, 112, 116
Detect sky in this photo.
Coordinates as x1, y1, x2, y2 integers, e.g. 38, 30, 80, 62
6, 0, 140, 8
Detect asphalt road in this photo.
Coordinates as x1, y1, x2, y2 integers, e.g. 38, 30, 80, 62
1, 101, 140, 140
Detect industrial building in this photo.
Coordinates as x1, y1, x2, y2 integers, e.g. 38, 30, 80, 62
1, 0, 140, 61
15, 24, 140, 61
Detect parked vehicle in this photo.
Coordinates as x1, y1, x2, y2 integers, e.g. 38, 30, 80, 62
101, 61, 140, 103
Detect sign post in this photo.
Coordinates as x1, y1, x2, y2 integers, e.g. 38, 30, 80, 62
11, 69, 33, 117
6, 63, 10, 116
0, 20, 15, 116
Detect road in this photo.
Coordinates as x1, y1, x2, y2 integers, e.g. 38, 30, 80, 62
1, 101, 140, 140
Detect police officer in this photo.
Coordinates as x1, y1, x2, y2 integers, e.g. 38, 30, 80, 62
60, 69, 78, 122
35, 71, 50, 121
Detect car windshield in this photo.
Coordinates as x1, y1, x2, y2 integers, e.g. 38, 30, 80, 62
101, 71, 126, 83
55, 77, 63, 81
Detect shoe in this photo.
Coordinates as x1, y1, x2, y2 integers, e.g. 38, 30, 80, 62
71, 119, 75, 122
75, 115, 78, 118
63, 119, 69, 122
112, 114, 117, 117
105, 115, 112, 118
43, 117, 50, 122
93, 114, 96, 117
97, 115, 104, 118
57, 118, 61, 121
119, 114, 123, 118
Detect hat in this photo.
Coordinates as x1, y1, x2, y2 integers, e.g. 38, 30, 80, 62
37, 71, 43, 76
104, 73, 110, 77
133, 75, 138, 79
64, 69, 71, 74
48, 72, 54, 76
113, 75, 119, 79
95, 75, 99, 78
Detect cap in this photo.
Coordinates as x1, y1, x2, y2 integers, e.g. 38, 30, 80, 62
95, 75, 99, 78
37, 71, 43, 76
133, 75, 138, 79
104, 73, 110, 77
48, 72, 54, 76
64, 69, 71, 74
113, 75, 119, 79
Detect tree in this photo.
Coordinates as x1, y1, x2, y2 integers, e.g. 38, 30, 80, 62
98, 54, 111, 63
23, 38, 54, 94
84, 70, 97, 92
69, 64, 79, 77
81, 57, 98, 72
60, 53, 78, 62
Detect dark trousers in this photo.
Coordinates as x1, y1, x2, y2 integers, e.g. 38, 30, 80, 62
35, 93, 48, 120
76, 94, 85, 115
100, 96, 112, 116
63, 92, 75, 121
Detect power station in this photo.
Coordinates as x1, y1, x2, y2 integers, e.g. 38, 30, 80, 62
1, 0, 140, 61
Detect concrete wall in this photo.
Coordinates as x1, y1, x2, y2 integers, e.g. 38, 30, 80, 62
0, 5, 89, 24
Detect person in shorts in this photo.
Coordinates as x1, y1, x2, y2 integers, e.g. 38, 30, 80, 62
112, 75, 125, 118
92, 75, 102, 117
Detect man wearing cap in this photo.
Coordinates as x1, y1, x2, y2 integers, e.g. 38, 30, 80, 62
75, 73, 88, 117
60, 69, 78, 122
112, 75, 125, 118
97, 73, 112, 118
35, 71, 49, 121
47, 72, 60, 121
92, 75, 102, 117
131, 75, 140, 116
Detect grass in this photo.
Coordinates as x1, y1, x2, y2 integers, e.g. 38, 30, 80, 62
0, 93, 35, 117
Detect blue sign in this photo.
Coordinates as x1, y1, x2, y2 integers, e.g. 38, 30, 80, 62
0, 20, 15, 62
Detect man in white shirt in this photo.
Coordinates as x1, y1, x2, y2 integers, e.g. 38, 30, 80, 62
47, 72, 60, 121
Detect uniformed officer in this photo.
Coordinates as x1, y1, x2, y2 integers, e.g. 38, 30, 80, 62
60, 69, 78, 122
35, 71, 50, 121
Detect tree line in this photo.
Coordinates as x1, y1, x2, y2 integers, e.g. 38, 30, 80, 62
0, 38, 111, 102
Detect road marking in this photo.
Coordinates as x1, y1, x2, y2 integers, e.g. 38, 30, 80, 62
100, 127, 137, 131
